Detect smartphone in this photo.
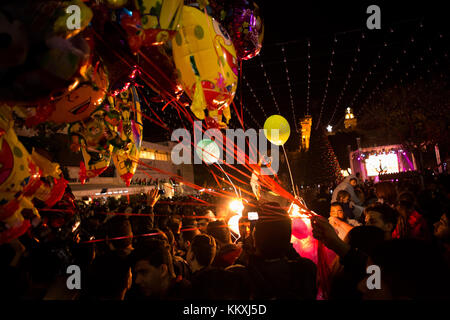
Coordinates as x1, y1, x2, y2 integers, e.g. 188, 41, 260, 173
248, 212, 259, 221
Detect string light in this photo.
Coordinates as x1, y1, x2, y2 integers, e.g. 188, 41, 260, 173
241, 102, 262, 128
327, 34, 362, 126
258, 56, 281, 114
242, 74, 268, 118
306, 39, 312, 115
356, 22, 440, 118
281, 45, 299, 132
316, 35, 338, 129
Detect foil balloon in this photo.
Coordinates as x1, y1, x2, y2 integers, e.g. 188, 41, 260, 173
0, 2, 92, 106
47, 61, 109, 124
68, 106, 123, 184
103, 0, 129, 9
120, 0, 183, 53
225, 0, 264, 60
109, 86, 144, 186
135, 0, 183, 44
52, 0, 93, 39
0, 108, 67, 244
263, 115, 290, 146
172, 5, 238, 129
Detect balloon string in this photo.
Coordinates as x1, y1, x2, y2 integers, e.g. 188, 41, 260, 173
217, 163, 240, 198
282, 144, 297, 198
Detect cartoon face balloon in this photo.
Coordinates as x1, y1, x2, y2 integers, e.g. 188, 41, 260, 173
47, 63, 109, 124
172, 6, 238, 129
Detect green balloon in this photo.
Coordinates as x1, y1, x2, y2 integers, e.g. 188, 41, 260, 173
196, 139, 220, 164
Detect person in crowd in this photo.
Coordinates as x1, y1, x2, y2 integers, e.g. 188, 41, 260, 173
331, 175, 362, 206
160, 226, 191, 280
374, 181, 398, 207
363, 203, 398, 240
433, 210, 450, 266
82, 252, 132, 300
392, 191, 430, 241
187, 233, 252, 299
130, 189, 160, 240
206, 220, 242, 268
178, 225, 201, 259
335, 190, 355, 220
357, 239, 450, 299
328, 202, 361, 240
106, 216, 134, 258
247, 203, 317, 299
129, 239, 189, 300
328, 226, 386, 300
186, 234, 216, 273
197, 209, 216, 234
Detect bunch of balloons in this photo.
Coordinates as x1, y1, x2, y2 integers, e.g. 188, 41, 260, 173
0, 0, 265, 243
0, 108, 67, 244
69, 85, 143, 186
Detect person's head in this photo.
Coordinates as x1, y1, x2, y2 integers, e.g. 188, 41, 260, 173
87, 254, 132, 300
375, 181, 398, 207
187, 234, 217, 272
358, 239, 450, 299
349, 177, 358, 187
434, 212, 450, 242
106, 216, 133, 252
336, 190, 351, 203
197, 210, 216, 233
179, 226, 201, 251
168, 216, 182, 237
160, 226, 176, 255
344, 225, 386, 254
131, 239, 176, 298
330, 202, 345, 220
206, 219, 231, 245
363, 203, 399, 239
354, 187, 365, 203
397, 191, 415, 215
253, 204, 292, 259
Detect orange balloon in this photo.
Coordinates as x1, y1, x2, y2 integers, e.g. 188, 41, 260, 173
47, 63, 109, 124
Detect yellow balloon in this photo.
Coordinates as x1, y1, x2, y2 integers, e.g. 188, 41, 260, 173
53, 0, 93, 39
103, 0, 128, 9
172, 5, 238, 128
263, 115, 291, 146
111, 86, 143, 186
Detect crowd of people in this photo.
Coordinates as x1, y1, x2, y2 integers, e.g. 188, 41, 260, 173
1, 171, 449, 300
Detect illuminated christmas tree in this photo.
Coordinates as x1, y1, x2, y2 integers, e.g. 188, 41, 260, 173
306, 129, 344, 185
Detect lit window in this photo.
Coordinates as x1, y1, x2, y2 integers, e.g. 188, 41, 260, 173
140, 150, 156, 160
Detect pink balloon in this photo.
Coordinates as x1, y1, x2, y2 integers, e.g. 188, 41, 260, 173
292, 217, 309, 240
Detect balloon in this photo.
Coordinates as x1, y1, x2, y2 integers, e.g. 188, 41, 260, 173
120, 0, 183, 53
0, 107, 66, 244
47, 61, 109, 124
263, 115, 290, 146
292, 217, 309, 240
103, 0, 129, 9
224, 0, 264, 60
172, 5, 238, 129
68, 106, 123, 184
53, 0, 93, 39
110, 86, 144, 186
196, 139, 220, 164
0, 2, 93, 105
135, 0, 183, 44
